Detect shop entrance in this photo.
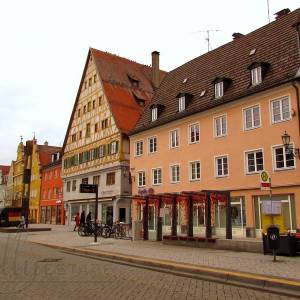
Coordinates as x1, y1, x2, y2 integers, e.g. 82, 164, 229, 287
119, 208, 126, 222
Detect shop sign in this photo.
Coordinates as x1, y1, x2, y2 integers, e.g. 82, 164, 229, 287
138, 188, 154, 196
79, 184, 97, 193
260, 170, 271, 191
262, 200, 282, 215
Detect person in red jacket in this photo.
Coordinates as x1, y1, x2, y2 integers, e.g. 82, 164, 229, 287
74, 212, 80, 231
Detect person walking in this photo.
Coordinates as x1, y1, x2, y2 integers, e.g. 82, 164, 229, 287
74, 212, 80, 231
86, 212, 92, 226
80, 210, 85, 227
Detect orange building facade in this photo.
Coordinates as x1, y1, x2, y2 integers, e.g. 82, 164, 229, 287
129, 9, 300, 239
40, 154, 64, 225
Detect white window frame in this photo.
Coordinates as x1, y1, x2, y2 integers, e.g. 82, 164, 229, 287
188, 123, 200, 144
270, 95, 291, 124
189, 161, 201, 181
251, 66, 262, 86
244, 148, 264, 174
151, 107, 158, 122
137, 170, 146, 187
148, 136, 157, 154
152, 168, 162, 185
214, 81, 224, 99
272, 144, 296, 171
170, 164, 180, 183
214, 114, 227, 138
178, 96, 185, 112
215, 155, 229, 178
135, 140, 143, 157
243, 104, 261, 130
170, 129, 179, 148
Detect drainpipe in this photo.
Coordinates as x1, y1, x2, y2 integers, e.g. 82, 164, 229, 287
292, 80, 300, 139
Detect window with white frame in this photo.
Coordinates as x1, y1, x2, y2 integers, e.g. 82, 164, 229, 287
273, 146, 295, 170
151, 107, 158, 121
189, 123, 200, 144
135, 140, 143, 156
178, 96, 185, 112
137, 171, 146, 187
152, 168, 162, 185
148, 136, 157, 153
170, 129, 179, 148
244, 105, 261, 130
215, 156, 228, 177
271, 96, 291, 123
190, 161, 201, 181
245, 150, 264, 173
110, 141, 118, 154
214, 115, 227, 137
170, 164, 180, 183
251, 66, 262, 86
214, 81, 224, 99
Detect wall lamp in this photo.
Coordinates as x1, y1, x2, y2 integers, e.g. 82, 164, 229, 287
281, 131, 300, 158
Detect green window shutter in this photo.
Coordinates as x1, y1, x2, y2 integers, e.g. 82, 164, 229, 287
115, 141, 119, 153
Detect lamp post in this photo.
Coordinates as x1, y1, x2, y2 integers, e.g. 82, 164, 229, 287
281, 131, 300, 157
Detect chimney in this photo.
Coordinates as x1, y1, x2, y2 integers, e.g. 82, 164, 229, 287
44, 141, 48, 146
232, 32, 244, 40
274, 8, 290, 20
151, 51, 160, 89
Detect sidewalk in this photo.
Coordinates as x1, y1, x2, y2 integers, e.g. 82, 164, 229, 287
8, 224, 300, 295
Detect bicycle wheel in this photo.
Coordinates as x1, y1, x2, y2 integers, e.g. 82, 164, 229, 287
78, 226, 84, 236
103, 227, 111, 238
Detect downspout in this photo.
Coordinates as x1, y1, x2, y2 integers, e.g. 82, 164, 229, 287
292, 80, 300, 139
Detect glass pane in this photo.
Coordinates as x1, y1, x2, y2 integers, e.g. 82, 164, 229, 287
275, 148, 284, 168
198, 206, 205, 225
231, 203, 242, 227
282, 202, 291, 230
219, 205, 226, 228
286, 152, 295, 167
148, 206, 155, 230
245, 109, 252, 128
272, 101, 281, 122
193, 206, 197, 226
254, 197, 260, 229
253, 107, 260, 126
164, 205, 171, 226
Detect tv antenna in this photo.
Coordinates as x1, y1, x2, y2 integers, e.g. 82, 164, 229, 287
194, 29, 220, 52
267, 0, 271, 23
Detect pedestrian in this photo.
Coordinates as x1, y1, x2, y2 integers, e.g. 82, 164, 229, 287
86, 212, 92, 225
80, 210, 85, 226
74, 212, 80, 231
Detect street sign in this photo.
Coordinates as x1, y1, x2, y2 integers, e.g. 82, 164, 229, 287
79, 184, 97, 193
260, 170, 271, 190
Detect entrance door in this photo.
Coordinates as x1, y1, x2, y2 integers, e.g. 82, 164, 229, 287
119, 208, 126, 223
106, 206, 113, 226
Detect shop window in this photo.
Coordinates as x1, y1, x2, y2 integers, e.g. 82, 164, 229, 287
148, 205, 156, 230
193, 205, 205, 226
71, 204, 80, 222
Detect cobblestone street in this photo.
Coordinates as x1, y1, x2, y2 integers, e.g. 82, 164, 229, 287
0, 232, 297, 300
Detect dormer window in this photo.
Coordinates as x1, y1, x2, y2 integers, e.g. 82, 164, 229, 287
151, 107, 158, 121
128, 74, 139, 88
248, 62, 270, 86
178, 96, 185, 112
251, 66, 262, 86
214, 81, 224, 99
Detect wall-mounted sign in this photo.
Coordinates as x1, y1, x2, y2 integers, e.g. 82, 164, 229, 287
138, 188, 154, 196
79, 184, 97, 193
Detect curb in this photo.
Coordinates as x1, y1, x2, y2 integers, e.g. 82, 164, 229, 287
31, 241, 300, 298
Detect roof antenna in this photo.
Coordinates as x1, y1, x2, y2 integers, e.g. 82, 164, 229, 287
194, 29, 220, 52
267, 0, 271, 23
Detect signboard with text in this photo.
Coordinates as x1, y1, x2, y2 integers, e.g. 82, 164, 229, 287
260, 170, 271, 191
79, 184, 97, 193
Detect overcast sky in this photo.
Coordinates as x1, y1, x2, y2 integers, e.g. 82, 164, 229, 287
0, 0, 299, 165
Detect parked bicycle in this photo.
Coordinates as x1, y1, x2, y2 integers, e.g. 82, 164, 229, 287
78, 221, 104, 237
16, 217, 27, 232
103, 222, 128, 239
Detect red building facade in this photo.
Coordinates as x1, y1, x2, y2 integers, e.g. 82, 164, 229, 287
40, 154, 64, 224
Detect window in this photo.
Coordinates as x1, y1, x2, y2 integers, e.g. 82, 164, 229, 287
273, 146, 295, 170
102, 119, 108, 129
190, 161, 201, 181
99, 96, 102, 106
87, 101, 91, 112
251, 66, 262, 86
170, 129, 179, 148
66, 181, 70, 192
84, 81, 87, 89
244, 105, 261, 130
94, 74, 97, 83
106, 172, 115, 185
86, 123, 91, 138
135, 140, 143, 156
92, 100, 96, 109
215, 156, 229, 177
170, 165, 180, 183
215, 81, 224, 99
271, 96, 291, 123
151, 107, 157, 121
83, 105, 86, 113
245, 150, 264, 173
178, 96, 185, 112
72, 180, 76, 191
148, 136, 157, 153
152, 168, 162, 185
77, 109, 81, 118
137, 171, 146, 187
99, 145, 105, 157
79, 131, 82, 139
71, 134, 76, 142
110, 141, 119, 154
82, 177, 88, 184
93, 175, 100, 185
95, 123, 98, 133
189, 123, 200, 144
214, 115, 227, 137
88, 78, 92, 87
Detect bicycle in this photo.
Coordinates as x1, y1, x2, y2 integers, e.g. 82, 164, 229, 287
16, 221, 27, 232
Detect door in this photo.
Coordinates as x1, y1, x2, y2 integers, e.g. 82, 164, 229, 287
119, 208, 126, 223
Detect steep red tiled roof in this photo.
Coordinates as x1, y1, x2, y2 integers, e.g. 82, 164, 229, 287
0, 165, 10, 176
37, 145, 61, 167
132, 8, 300, 134
91, 48, 166, 134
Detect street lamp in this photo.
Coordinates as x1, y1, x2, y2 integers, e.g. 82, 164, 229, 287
281, 131, 300, 157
